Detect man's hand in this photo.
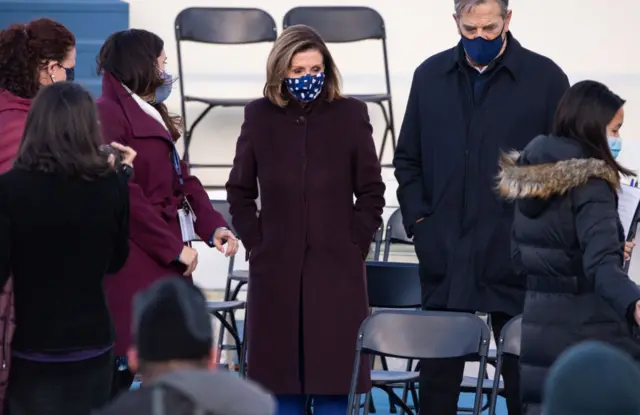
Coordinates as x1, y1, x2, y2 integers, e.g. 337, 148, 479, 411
213, 229, 239, 257
625, 240, 636, 261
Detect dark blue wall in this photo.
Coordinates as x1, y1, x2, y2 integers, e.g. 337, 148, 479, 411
0, 0, 129, 96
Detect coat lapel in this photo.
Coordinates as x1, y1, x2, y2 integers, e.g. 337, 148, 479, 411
100, 72, 172, 142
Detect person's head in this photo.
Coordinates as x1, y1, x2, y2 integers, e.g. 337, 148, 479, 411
127, 277, 216, 381
14, 82, 112, 179
264, 25, 342, 107
552, 80, 633, 177
544, 341, 640, 414
96, 29, 181, 140
453, 0, 511, 66
0, 18, 76, 99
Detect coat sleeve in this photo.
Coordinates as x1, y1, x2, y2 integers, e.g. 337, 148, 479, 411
545, 67, 570, 130
393, 69, 429, 235
351, 101, 386, 255
573, 179, 640, 320
98, 103, 184, 265
0, 180, 10, 289
107, 173, 131, 274
226, 104, 261, 251
180, 161, 228, 245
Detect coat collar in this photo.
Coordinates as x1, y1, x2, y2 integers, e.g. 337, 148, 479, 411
497, 150, 620, 200
442, 31, 522, 79
100, 71, 171, 140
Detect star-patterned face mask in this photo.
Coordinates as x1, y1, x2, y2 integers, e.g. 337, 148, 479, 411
284, 72, 325, 103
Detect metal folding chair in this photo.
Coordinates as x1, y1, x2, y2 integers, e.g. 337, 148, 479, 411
174, 7, 277, 167
210, 199, 249, 373
488, 315, 522, 415
282, 6, 397, 166
347, 310, 491, 415
366, 261, 421, 414
382, 208, 413, 262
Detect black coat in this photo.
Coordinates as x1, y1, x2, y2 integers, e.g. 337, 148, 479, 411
498, 134, 640, 406
393, 33, 569, 315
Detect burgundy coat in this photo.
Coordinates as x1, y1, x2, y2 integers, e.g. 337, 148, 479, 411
0, 89, 28, 413
226, 96, 385, 395
96, 72, 227, 356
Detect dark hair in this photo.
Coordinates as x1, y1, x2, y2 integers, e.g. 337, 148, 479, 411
14, 82, 112, 179
96, 29, 182, 140
552, 80, 633, 177
0, 18, 75, 99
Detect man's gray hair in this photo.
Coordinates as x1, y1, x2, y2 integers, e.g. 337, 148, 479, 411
455, 0, 509, 17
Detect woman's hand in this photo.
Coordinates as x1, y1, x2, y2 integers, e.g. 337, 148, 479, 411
109, 142, 136, 167
625, 240, 636, 261
178, 246, 199, 276
213, 228, 239, 257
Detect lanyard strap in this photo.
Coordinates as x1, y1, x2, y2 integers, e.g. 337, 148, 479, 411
170, 142, 184, 186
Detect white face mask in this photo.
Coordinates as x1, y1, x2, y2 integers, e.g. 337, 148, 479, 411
608, 136, 622, 159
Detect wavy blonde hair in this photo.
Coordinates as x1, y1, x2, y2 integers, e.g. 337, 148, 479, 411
263, 24, 342, 107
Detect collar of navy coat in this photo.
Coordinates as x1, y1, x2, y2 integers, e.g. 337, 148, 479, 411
442, 31, 520, 80
496, 150, 620, 200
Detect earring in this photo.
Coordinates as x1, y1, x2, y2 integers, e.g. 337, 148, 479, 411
50, 74, 55, 83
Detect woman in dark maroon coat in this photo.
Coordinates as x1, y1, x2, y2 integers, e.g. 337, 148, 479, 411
95, 29, 238, 394
226, 25, 385, 415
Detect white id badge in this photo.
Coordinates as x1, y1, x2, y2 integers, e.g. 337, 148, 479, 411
178, 208, 197, 242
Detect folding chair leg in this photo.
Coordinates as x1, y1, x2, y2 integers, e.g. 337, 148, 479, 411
363, 391, 372, 415
238, 305, 248, 377
377, 386, 414, 415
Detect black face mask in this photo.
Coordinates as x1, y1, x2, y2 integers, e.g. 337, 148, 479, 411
63, 66, 75, 82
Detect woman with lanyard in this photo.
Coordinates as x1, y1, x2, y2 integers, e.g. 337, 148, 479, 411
95, 29, 239, 395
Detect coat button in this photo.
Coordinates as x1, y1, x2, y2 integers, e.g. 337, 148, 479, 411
298, 116, 306, 123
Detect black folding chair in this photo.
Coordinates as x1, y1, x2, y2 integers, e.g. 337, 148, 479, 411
174, 7, 277, 166
366, 261, 421, 414
282, 7, 397, 166
210, 199, 249, 373
383, 208, 413, 262
371, 225, 383, 261
347, 310, 491, 415
206, 300, 246, 375
488, 315, 522, 415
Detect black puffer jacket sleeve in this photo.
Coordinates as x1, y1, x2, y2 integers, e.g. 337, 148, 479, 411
573, 178, 640, 319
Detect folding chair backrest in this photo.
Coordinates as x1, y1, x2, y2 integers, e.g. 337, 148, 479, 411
366, 262, 421, 308
175, 7, 277, 44
383, 209, 412, 261
210, 199, 236, 236
283, 6, 385, 43
500, 315, 522, 356
358, 310, 490, 359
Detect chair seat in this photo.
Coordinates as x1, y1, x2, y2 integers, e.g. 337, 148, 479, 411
371, 370, 419, 384
461, 375, 503, 391
230, 270, 249, 282
184, 96, 257, 107
206, 300, 245, 312
347, 93, 391, 103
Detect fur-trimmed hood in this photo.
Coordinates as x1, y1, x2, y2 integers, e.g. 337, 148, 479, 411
497, 150, 620, 200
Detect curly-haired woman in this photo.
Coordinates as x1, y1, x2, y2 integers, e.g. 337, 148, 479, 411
0, 18, 75, 173
0, 18, 75, 413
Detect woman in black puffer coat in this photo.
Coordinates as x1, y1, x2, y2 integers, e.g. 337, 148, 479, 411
497, 80, 640, 413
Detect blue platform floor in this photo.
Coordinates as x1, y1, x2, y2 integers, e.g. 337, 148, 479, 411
368, 389, 507, 414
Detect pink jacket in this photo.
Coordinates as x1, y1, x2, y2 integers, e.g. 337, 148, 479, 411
0, 89, 29, 412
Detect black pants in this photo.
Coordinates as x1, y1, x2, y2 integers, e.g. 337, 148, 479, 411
419, 311, 521, 415
8, 350, 114, 415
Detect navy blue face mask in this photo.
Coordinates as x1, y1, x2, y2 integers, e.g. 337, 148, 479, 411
460, 28, 505, 66
63, 66, 75, 82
